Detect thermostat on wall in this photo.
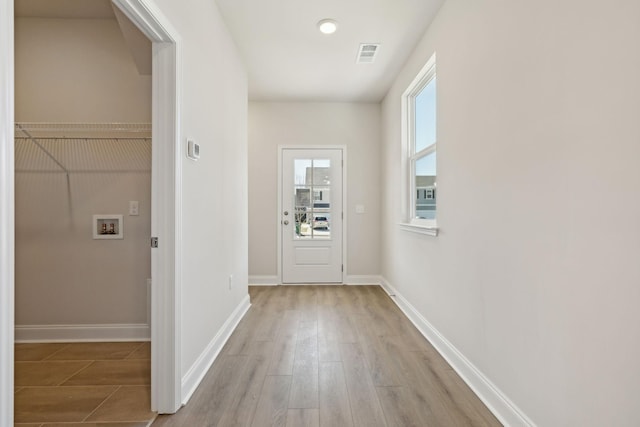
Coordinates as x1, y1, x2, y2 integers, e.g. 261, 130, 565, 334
187, 139, 200, 160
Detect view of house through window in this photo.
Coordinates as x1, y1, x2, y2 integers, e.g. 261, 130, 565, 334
406, 54, 436, 224
416, 150, 436, 219
293, 159, 331, 239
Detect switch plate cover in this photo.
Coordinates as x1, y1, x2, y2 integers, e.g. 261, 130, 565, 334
129, 201, 139, 216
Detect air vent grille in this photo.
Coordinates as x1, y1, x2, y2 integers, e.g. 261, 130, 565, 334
356, 43, 380, 64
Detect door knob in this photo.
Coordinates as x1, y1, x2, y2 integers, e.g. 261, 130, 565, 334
283, 220, 289, 225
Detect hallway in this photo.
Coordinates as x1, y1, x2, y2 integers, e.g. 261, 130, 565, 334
153, 285, 500, 426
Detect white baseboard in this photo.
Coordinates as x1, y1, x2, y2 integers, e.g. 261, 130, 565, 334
15, 323, 150, 342
379, 277, 535, 427
181, 294, 251, 404
249, 275, 383, 286
344, 275, 383, 285
248, 275, 279, 286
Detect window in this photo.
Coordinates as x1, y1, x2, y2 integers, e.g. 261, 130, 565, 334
293, 158, 331, 239
402, 54, 437, 234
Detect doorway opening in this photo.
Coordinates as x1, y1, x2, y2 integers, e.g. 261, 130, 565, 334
1, 0, 182, 423
13, 2, 153, 423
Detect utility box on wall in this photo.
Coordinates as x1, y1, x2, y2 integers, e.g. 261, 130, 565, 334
93, 214, 124, 239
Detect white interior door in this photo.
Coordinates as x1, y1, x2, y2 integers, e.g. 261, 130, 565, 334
281, 148, 343, 283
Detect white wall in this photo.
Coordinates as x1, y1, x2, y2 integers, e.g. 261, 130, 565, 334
15, 18, 151, 122
381, 0, 640, 425
151, 0, 248, 380
14, 18, 152, 334
248, 102, 380, 282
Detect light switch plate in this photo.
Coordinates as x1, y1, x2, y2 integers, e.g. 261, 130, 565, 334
129, 201, 139, 216
355, 204, 365, 214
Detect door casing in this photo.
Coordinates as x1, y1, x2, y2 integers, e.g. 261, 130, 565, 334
0, 0, 15, 423
112, 0, 183, 413
277, 145, 347, 285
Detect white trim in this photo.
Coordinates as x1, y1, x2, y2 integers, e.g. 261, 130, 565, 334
403, 53, 437, 100
280, 282, 341, 286
111, 0, 177, 43
402, 53, 438, 228
112, 0, 182, 414
344, 275, 383, 285
249, 275, 279, 285
277, 145, 347, 284
15, 324, 150, 343
276, 148, 283, 284
378, 278, 535, 427
342, 148, 348, 282
181, 295, 251, 404
398, 222, 439, 236
0, 0, 14, 424
249, 278, 384, 286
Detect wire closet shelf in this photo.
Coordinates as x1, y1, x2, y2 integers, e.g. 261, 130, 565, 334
14, 122, 152, 174
15, 122, 151, 135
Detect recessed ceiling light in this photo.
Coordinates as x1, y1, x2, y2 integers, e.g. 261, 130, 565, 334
318, 19, 338, 35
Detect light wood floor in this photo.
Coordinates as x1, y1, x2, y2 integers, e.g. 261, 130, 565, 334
153, 285, 501, 427
14, 341, 155, 427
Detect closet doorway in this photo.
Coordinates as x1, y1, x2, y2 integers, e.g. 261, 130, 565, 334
14, 1, 153, 423
2, 0, 181, 422
10, 0, 181, 422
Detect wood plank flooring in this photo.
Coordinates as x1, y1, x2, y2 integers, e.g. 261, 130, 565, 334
14, 341, 155, 427
153, 285, 502, 427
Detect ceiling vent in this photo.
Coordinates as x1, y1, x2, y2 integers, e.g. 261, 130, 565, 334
356, 43, 380, 64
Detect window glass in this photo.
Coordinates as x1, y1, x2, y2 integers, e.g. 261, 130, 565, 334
414, 152, 436, 220
293, 159, 331, 239
414, 77, 436, 153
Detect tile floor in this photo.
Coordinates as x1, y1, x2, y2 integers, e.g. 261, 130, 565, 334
14, 341, 156, 427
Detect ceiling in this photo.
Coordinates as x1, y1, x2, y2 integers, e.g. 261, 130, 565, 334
15, 0, 446, 102
215, 0, 445, 102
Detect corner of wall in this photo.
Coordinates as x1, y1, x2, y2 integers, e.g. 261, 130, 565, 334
180, 294, 251, 404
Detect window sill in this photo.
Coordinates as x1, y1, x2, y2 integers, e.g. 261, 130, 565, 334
398, 223, 439, 236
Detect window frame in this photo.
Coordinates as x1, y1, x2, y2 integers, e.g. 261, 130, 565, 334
401, 53, 438, 235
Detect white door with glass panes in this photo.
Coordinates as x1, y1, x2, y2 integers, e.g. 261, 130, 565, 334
281, 148, 343, 283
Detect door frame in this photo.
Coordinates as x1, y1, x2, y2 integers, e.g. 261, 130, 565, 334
112, 0, 182, 413
0, 0, 15, 423
0, 0, 183, 421
277, 145, 347, 284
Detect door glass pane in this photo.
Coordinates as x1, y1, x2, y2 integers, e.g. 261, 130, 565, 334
415, 152, 436, 220
414, 76, 436, 153
293, 158, 331, 239
313, 159, 331, 185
